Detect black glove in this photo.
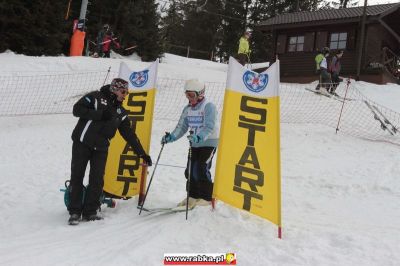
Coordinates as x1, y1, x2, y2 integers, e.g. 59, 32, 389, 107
102, 108, 113, 121
142, 154, 152, 166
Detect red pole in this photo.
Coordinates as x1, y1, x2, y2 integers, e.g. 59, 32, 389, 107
335, 78, 351, 134
138, 164, 148, 206
278, 226, 282, 239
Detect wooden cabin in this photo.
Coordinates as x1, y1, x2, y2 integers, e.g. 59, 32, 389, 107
258, 3, 400, 84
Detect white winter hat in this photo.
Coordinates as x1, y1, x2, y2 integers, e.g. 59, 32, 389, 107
184, 79, 205, 96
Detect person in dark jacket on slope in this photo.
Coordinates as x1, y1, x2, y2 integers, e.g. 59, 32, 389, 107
329, 50, 344, 94
97, 24, 120, 58
68, 78, 152, 225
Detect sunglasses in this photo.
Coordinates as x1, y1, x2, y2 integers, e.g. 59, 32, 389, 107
185, 91, 197, 99
118, 89, 129, 95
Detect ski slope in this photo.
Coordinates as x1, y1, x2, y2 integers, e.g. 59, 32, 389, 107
0, 51, 399, 266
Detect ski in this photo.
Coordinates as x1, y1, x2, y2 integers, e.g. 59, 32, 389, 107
364, 100, 395, 135
137, 205, 194, 214
372, 105, 398, 134
330, 91, 355, 101
305, 88, 342, 102
305, 88, 353, 102
305, 87, 332, 98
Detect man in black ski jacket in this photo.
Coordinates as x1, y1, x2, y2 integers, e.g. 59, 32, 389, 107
68, 78, 152, 225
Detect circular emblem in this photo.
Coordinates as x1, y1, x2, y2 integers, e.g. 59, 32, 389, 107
129, 70, 149, 87
242, 71, 268, 93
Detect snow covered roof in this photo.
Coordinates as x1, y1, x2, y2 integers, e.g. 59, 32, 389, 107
259, 3, 400, 28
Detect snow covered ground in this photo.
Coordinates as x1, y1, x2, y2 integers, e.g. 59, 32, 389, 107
0, 51, 399, 265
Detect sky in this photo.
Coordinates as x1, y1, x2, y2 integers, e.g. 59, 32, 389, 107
0, 51, 399, 265
359, 0, 400, 5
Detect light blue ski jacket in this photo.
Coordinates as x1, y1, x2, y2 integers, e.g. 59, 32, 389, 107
170, 98, 219, 148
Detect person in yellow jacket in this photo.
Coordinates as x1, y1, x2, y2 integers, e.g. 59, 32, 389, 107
315, 47, 330, 91
237, 31, 251, 66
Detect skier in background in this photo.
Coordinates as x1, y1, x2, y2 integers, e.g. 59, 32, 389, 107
315, 47, 331, 91
237, 30, 252, 66
68, 78, 152, 225
329, 50, 344, 94
161, 79, 219, 209
97, 24, 120, 58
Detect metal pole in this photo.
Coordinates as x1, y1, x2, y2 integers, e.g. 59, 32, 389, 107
102, 66, 111, 86
138, 144, 165, 215
356, 0, 368, 80
138, 164, 148, 206
335, 78, 351, 134
186, 130, 194, 220
79, 0, 89, 21
187, 46, 190, 58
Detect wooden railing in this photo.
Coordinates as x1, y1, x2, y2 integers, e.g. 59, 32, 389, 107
382, 47, 400, 80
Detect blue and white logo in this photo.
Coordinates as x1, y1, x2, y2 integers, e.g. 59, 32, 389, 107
129, 70, 149, 87
242, 71, 268, 93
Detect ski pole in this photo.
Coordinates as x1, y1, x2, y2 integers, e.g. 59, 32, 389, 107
102, 66, 111, 86
97, 37, 118, 45
54, 67, 111, 104
335, 77, 351, 133
124, 45, 138, 51
186, 130, 194, 220
138, 143, 165, 215
246, 53, 252, 70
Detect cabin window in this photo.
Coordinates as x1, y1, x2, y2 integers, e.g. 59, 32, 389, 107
330, 32, 347, 50
287, 36, 304, 52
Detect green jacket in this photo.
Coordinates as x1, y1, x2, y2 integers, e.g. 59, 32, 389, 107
238, 37, 250, 55
315, 53, 324, 70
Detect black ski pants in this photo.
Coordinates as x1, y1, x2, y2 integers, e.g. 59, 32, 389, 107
68, 141, 108, 216
102, 51, 111, 58
316, 69, 331, 90
184, 146, 216, 201
331, 73, 342, 92
236, 53, 248, 66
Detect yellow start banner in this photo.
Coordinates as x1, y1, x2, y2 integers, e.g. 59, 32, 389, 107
213, 57, 281, 226
103, 61, 158, 198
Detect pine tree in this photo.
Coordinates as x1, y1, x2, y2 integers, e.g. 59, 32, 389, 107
218, 0, 249, 62
330, 0, 358, 9
0, 0, 69, 55
83, 0, 162, 61
0, 0, 29, 53
133, 0, 162, 61
248, 0, 272, 63
160, 0, 185, 57
180, 0, 224, 60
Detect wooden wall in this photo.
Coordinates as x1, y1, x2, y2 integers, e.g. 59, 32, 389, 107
271, 19, 399, 84
274, 23, 359, 79
364, 23, 382, 67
